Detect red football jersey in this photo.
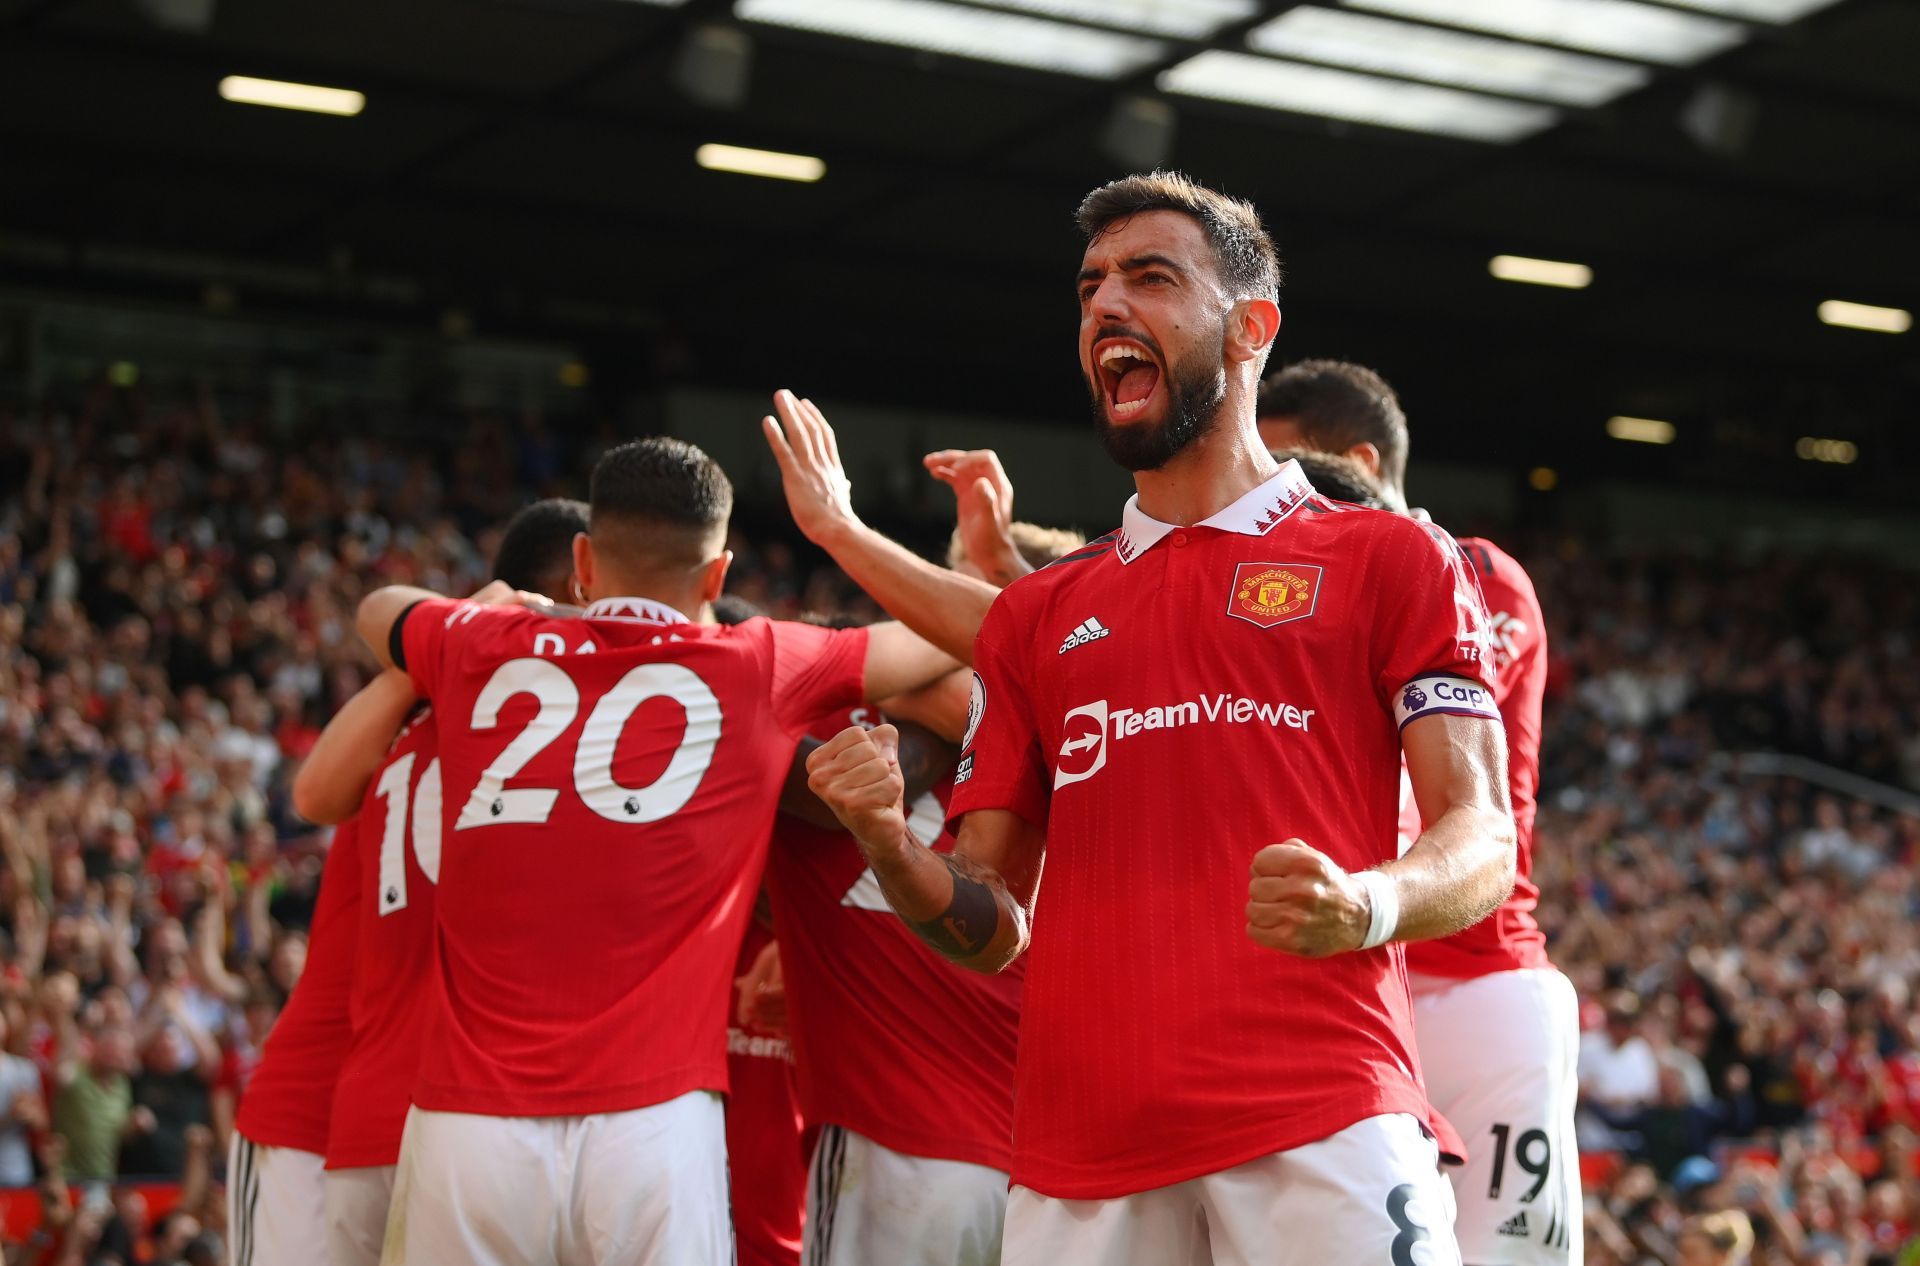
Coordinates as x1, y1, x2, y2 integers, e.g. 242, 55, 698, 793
326, 707, 440, 1170
949, 461, 1501, 1199
237, 817, 360, 1154
1405, 537, 1549, 978
767, 707, 1019, 1173
398, 596, 867, 1117
727, 920, 806, 1266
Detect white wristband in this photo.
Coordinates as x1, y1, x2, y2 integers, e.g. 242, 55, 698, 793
1356, 870, 1400, 950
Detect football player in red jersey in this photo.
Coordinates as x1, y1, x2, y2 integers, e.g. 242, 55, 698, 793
226, 813, 358, 1266
767, 523, 1080, 1266
1259, 361, 1581, 1266
773, 172, 1519, 1265
354, 438, 960, 1266
727, 917, 809, 1266
285, 499, 589, 1266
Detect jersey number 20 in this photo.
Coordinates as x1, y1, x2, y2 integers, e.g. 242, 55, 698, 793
452, 658, 724, 831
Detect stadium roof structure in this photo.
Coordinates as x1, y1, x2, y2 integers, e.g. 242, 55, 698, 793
1, 0, 1916, 503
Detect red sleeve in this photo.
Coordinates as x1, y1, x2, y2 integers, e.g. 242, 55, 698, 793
765, 619, 869, 736
310, 816, 363, 981
1371, 520, 1500, 729
400, 598, 541, 703
947, 594, 1049, 830
1464, 539, 1547, 832
1464, 541, 1546, 711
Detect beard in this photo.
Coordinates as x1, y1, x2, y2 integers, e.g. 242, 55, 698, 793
1086, 332, 1229, 473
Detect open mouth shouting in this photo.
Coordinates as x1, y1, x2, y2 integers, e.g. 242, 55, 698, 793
1093, 336, 1164, 422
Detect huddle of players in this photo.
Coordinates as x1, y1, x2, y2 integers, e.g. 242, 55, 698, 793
229, 170, 1579, 1266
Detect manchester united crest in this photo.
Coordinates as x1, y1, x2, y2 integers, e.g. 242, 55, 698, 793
1227, 562, 1322, 629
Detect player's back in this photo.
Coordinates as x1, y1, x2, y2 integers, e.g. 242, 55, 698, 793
328, 706, 440, 1169
398, 596, 866, 1117
767, 706, 1020, 1173
1406, 535, 1549, 978
238, 814, 361, 1153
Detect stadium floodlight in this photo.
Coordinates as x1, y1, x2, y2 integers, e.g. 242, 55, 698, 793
1606, 416, 1676, 444
218, 75, 365, 116
1489, 255, 1593, 288
695, 143, 827, 183
979, 0, 1256, 39
1248, 8, 1649, 108
1657, 0, 1840, 20
1795, 437, 1859, 464
1342, 0, 1743, 66
1817, 299, 1911, 334
735, 0, 1167, 79
1158, 51, 1559, 143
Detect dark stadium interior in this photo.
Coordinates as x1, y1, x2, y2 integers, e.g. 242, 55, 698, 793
4, 0, 1919, 506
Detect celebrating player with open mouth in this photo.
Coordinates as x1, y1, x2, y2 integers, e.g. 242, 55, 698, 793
770, 171, 1519, 1265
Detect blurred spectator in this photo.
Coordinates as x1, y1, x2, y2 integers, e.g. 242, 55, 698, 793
1581, 992, 1662, 1147
1677, 1209, 1755, 1265
52, 1015, 136, 1186
0, 1007, 46, 1185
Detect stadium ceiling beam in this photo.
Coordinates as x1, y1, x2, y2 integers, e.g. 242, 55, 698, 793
714, 0, 1303, 252
16, 19, 1913, 228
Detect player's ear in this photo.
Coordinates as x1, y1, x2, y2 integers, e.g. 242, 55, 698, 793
572, 532, 594, 600
1224, 297, 1281, 366
1348, 442, 1383, 480
697, 551, 733, 606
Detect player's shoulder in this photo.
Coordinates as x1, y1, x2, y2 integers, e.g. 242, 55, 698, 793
1297, 495, 1405, 530
1009, 530, 1121, 593
982, 530, 1121, 633
1298, 497, 1441, 554
387, 702, 439, 759
421, 597, 554, 644
1453, 534, 1520, 576
1453, 536, 1542, 606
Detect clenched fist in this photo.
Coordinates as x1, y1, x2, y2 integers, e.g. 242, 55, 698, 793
805, 724, 909, 854
1246, 840, 1371, 958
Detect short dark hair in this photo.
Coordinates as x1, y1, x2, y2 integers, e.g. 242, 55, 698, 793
1257, 360, 1409, 494
1076, 171, 1281, 302
589, 438, 733, 559
1271, 449, 1389, 510
710, 594, 762, 627
492, 498, 588, 594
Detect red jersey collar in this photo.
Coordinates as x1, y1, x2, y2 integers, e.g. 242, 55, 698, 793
1115, 460, 1315, 565
581, 596, 692, 626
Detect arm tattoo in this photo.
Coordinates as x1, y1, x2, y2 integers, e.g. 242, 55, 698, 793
897, 854, 1007, 964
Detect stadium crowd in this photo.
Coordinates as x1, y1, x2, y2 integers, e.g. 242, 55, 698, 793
0, 378, 1914, 1264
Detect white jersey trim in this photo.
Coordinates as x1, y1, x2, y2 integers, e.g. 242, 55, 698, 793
582, 596, 692, 626
1114, 460, 1314, 565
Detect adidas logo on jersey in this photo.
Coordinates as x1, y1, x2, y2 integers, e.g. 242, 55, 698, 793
1497, 1212, 1530, 1238
1058, 617, 1111, 655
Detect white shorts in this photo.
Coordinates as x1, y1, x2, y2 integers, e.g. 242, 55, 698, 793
1413, 968, 1583, 1266
380, 1091, 730, 1266
804, 1125, 1008, 1266
228, 1132, 328, 1266
325, 1164, 396, 1266
1002, 1113, 1460, 1266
